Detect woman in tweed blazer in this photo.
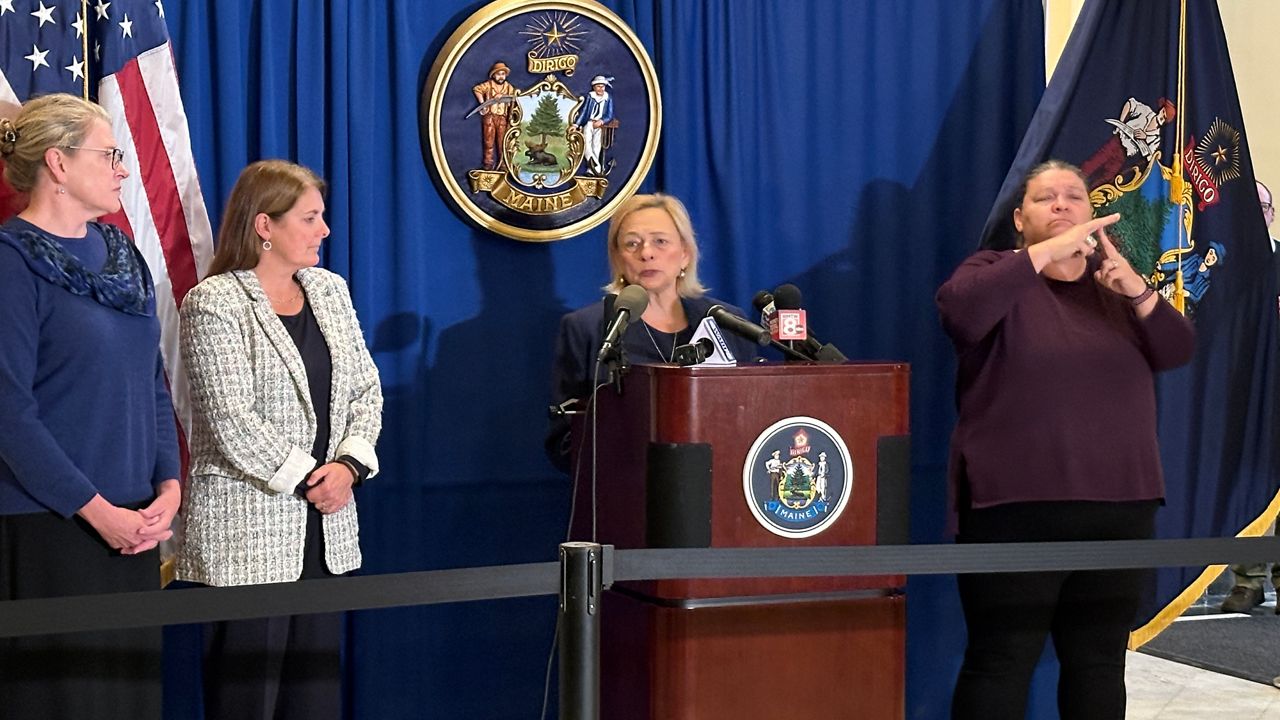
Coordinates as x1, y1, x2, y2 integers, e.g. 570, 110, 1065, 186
177, 160, 382, 720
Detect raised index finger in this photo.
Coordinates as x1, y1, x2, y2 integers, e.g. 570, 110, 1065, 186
1086, 213, 1122, 232
1095, 225, 1123, 257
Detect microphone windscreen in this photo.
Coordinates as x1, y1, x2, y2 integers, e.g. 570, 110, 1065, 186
706, 305, 772, 346
751, 290, 774, 313
615, 284, 649, 315
773, 283, 803, 310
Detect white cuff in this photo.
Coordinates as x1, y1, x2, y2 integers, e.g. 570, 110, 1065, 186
336, 436, 379, 479
267, 446, 316, 494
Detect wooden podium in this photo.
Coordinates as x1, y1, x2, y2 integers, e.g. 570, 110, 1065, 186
571, 362, 910, 720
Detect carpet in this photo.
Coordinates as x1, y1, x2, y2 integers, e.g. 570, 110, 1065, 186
1138, 610, 1280, 686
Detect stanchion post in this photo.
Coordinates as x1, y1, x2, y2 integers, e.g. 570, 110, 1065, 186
559, 541, 603, 720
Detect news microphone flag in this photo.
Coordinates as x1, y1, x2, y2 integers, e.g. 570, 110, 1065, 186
774, 308, 808, 342
981, 0, 1280, 647
689, 316, 737, 367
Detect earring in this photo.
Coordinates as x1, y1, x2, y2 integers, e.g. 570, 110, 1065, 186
56, 186, 66, 195
262, 240, 272, 251
679, 268, 686, 278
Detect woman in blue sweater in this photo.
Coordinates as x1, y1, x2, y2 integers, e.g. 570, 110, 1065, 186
0, 95, 180, 719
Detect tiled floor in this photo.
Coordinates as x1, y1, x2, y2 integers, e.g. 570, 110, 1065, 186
1125, 578, 1280, 718
1126, 651, 1280, 719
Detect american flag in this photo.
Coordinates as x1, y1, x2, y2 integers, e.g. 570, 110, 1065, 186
0, 0, 213, 474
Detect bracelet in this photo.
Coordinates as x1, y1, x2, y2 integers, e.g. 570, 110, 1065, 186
334, 457, 360, 482
338, 454, 369, 485
1127, 286, 1155, 306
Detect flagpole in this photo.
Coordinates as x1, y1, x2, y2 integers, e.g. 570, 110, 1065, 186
81, 0, 89, 100
1172, 0, 1188, 314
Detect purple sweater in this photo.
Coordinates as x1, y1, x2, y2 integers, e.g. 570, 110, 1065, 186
936, 249, 1195, 511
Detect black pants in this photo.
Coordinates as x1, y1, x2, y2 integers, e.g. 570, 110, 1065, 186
951, 500, 1157, 720
203, 505, 341, 720
0, 509, 162, 720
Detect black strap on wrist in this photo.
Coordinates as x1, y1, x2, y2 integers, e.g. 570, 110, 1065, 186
337, 454, 370, 485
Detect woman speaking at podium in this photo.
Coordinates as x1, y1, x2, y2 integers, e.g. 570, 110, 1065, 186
936, 159, 1194, 719
546, 193, 758, 470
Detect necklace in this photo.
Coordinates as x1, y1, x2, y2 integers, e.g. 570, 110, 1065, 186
642, 322, 678, 363
264, 283, 303, 305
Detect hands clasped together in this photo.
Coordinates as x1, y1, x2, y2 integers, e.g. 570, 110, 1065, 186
80, 478, 181, 555
304, 462, 356, 515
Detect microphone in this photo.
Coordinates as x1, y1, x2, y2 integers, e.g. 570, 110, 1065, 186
751, 287, 814, 361
771, 283, 808, 344
706, 305, 771, 346
597, 285, 649, 363
672, 337, 714, 366
751, 290, 777, 330
772, 283, 848, 363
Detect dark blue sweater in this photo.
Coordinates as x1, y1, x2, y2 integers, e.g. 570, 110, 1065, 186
0, 220, 179, 517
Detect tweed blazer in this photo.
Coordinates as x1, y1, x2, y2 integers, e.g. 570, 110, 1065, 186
176, 268, 383, 586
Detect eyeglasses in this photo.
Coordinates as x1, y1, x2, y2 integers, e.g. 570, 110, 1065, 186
65, 146, 125, 170
619, 236, 677, 254
1263, 201, 1274, 212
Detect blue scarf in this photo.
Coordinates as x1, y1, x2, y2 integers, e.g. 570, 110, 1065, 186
0, 221, 154, 316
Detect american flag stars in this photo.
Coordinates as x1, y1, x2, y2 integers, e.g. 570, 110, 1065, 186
64, 54, 83, 82
0, 0, 168, 93
23, 45, 48, 71
29, 1, 54, 27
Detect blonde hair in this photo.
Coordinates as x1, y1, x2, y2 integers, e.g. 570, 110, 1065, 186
207, 160, 327, 276
0, 94, 111, 192
603, 193, 707, 297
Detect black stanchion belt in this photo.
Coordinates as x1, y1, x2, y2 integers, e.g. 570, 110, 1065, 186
3, 537, 1279, 639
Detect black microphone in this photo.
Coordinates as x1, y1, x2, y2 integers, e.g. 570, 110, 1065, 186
772, 283, 802, 310
751, 290, 778, 334
706, 305, 771, 346
672, 337, 714, 366
751, 290, 773, 311
773, 283, 848, 362
597, 285, 649, 363
770, 283, 806, 355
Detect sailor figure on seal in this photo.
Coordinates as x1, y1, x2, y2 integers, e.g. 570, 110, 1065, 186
575, 75, 615, 175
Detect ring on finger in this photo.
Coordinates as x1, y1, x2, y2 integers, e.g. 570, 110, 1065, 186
1086, 235, 1098, 248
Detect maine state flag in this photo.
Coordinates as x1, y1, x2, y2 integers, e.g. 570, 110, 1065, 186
981, 0, 1280, 646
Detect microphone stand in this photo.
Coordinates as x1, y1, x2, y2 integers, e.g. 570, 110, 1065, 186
769, 339, 814, 362
599, 343, 631, 395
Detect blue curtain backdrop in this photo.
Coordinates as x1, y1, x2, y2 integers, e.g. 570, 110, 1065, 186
162, 1, 1045, 718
